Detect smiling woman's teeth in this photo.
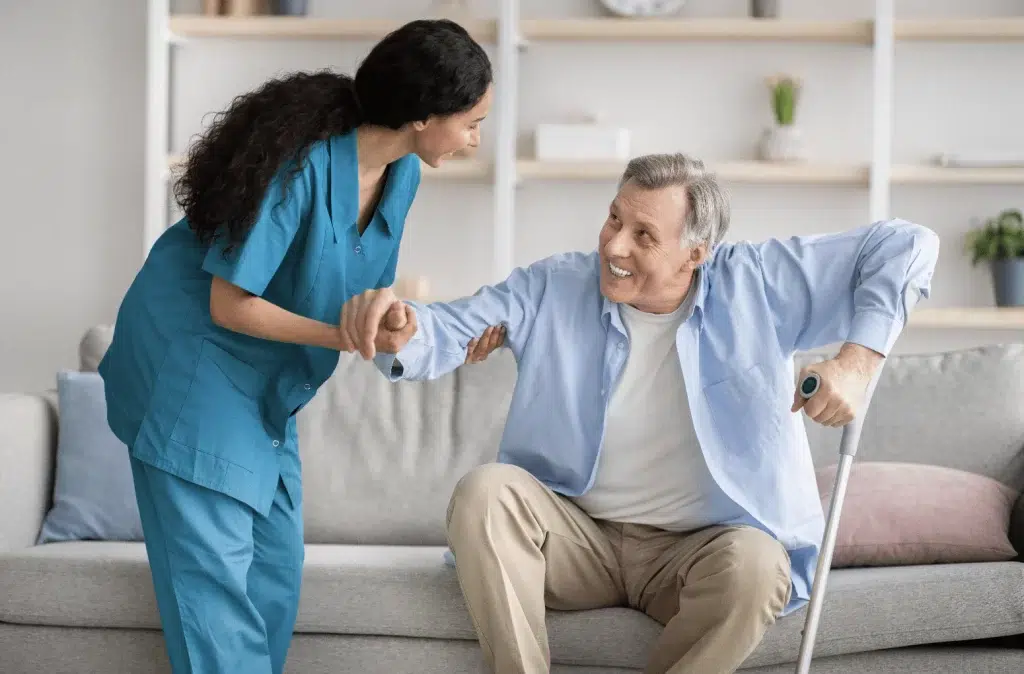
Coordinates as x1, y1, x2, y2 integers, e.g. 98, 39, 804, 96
609, 263, 632, 278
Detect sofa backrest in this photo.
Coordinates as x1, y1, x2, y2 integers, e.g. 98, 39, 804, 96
301, 344, 1024, 546
298, 349, 516, 546
77, 326, 1024, 547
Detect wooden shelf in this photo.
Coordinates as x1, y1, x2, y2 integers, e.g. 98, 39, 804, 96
520, 18, 873, 43
909, 307, 1024, 330
895, 18, 1024, 42
517, 159, 869, 185
166, 155, 1024, 187
891, 165, 1024, 185
165, 154, 488, 180
168, 15, 496, 41
424, 159, 491, 179
519, 161, 1024, 186
166, 15, 1024, 45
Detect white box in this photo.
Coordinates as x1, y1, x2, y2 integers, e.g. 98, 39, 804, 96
534, 123, 631, 161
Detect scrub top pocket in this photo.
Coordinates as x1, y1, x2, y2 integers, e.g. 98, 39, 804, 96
170, 339, 269, 470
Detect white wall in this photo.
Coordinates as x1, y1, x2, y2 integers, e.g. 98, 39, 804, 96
2, 0, 1022, 392
0, 1, 146, 393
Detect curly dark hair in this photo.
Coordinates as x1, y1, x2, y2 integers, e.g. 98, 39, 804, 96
173, 19, 492, 253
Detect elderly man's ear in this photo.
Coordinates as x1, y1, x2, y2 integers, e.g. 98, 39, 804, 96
686, 245, 709, 270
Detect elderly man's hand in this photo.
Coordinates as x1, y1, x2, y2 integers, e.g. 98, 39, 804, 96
338, 288, 417, 359
465, 326, 506, 364
791, 343, 883, 427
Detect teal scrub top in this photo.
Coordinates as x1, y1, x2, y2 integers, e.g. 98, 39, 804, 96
98, 131, 421, 515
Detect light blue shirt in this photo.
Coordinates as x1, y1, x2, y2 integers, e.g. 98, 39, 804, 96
376, 218, 939, 615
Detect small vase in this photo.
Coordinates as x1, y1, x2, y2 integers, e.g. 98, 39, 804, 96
758, 124, 805, 162
751, 0, 779, 18
992, 258, 1024, 307
224, 0, 263, 16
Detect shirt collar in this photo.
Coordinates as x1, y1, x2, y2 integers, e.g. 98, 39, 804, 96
601, 263, 708, 330
330, 131, 412, 238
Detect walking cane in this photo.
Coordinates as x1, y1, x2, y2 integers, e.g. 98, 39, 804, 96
792, 289, 919, 673
792, 364, 882, 673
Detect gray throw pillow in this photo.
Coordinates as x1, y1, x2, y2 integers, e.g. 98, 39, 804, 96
36, 371, 143, 544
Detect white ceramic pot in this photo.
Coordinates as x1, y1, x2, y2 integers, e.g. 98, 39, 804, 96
758, 124, 806, 162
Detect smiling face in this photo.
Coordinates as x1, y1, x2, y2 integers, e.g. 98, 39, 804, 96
598, 179, 708, 314
411, 84, 493, 167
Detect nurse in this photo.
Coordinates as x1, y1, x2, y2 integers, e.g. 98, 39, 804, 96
98, 18, 500, 674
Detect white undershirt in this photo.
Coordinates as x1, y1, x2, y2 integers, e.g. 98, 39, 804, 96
572, 297, 743, 532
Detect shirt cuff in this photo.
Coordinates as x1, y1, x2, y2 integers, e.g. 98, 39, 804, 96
372, 328, 429, 381
846, 309, 905, 357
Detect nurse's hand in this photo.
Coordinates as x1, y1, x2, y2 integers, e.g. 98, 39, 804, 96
375, 302, 418, 356
338, 287, 416, 359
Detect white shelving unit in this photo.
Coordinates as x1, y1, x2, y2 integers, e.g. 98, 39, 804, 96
144, 1, 1024, 331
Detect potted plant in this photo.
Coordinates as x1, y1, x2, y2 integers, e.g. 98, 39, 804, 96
965, 208, 1024, 307
758, 74, 806, 162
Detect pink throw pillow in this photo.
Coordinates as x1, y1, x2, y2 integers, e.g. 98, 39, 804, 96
816, 461, 1020, 568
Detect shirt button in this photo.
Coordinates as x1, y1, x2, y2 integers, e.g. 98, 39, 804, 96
354, 245, 362, 254
617, 342, 624, 350
304, 383, 311, 390
272, 440, 280, 447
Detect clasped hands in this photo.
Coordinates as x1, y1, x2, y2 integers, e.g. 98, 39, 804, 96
791, 343, 884, 427
336, 288, 505, 364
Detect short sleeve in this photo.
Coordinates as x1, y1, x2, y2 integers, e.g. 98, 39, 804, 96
377, 245, 401, 289
201, 148, 318, 296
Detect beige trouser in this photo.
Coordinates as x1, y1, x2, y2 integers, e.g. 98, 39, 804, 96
446, 463, 792, 674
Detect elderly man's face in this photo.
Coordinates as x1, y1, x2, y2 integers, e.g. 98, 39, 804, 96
598, 180, 707, 314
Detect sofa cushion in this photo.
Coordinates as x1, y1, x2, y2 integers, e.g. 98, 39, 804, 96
78, 325, 114, 372
816, 461, 1020, 568
297, 350, 517, 546
36, 372, 142, 544
2, 542, 1023, 669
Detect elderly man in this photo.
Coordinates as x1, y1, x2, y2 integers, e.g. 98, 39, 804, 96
338, 153, 939, 674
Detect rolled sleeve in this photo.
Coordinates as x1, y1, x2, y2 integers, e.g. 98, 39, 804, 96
846, 309, 905, 357
756, 219, 939, 355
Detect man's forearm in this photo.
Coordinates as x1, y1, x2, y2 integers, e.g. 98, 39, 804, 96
836, 342, 884, 378
373, 304, 474, 381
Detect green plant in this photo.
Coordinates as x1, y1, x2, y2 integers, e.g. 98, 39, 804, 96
765, 75, 801, 126
965, 208, 1024, 264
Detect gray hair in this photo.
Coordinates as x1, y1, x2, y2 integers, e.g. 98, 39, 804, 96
618, 153, 730, 250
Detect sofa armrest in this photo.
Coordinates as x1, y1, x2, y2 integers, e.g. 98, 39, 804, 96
0, 393, 57, 552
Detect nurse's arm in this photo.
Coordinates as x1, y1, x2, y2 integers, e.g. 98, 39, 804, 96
373, 260, 548, 382
201, 144, 344, 351
209, 277, 342, 350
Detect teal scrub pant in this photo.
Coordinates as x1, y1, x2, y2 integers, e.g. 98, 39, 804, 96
130, 457, 304, 674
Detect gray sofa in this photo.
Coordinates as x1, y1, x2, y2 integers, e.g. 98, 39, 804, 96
2, 326, 1023, 673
